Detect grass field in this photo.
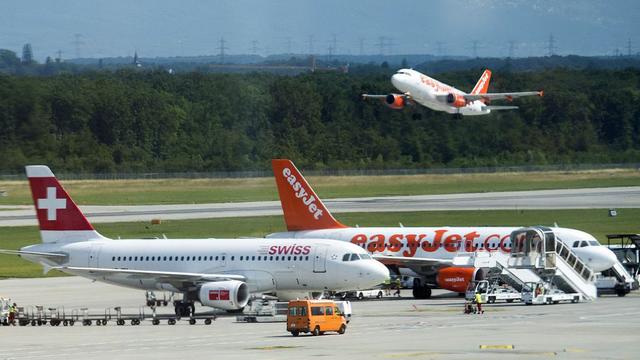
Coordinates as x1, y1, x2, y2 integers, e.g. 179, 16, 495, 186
0, 169, 639, 206
1, 208, 637, 278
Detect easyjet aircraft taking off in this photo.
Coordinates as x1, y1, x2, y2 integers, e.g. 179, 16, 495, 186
363, 69, 543, 116
268, 159, 617, 299
0, 166, 388, 315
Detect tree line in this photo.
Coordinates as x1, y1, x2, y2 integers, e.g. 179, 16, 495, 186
0, 68, 639, 173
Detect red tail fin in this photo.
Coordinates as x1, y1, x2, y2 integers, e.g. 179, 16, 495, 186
470, 69, 492, 95
271, 159, 347, 231
26, 165, 104, 243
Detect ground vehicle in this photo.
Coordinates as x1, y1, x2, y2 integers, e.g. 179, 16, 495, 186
287, 300, 347, 336
465, 280, 521, 303
522, 282, 581, 305
337, 289, 384, 300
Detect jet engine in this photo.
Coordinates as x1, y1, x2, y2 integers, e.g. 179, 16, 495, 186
385, 94, 407, 109
446, 93, 467, 108
436, 267, 484, 293
198, 280, 250, 311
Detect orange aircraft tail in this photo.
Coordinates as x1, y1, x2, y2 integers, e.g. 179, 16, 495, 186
470, 69, 492, 95
271, 159, 347, 231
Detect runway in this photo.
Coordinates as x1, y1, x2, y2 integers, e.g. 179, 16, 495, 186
0, 186, 638, 227
1, 276, 639, 359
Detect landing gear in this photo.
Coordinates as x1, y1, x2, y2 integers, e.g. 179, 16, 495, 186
412, 278, 432, 299
174, 301, 195, 317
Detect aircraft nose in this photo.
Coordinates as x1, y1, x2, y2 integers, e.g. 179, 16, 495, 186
369, 261, 390, 284
391, 74, 403, 88
586, 248, 618, 272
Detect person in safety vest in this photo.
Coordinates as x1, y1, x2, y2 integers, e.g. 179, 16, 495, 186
474, 293, 484, 314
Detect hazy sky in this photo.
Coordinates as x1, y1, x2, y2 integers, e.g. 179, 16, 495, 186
1, 0, 638, 60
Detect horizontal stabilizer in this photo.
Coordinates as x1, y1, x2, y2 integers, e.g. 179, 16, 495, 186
483, 105, 519, 111
0, 249, 68, 259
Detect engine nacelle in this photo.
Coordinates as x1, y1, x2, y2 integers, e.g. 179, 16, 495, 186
446, 93, 467, 108
198, 280, 250, 311
385, 94, 407, 109
436, 267, 484, 293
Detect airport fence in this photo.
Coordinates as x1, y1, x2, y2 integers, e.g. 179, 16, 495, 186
0, 163, 638, 181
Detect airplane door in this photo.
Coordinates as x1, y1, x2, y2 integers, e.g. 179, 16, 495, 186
88, 244, 103, 268
313, 245, 328, 273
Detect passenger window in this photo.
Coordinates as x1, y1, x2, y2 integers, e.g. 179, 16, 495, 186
311, 307, 323, 316
231, 256, 234, 261
151, 256, 155, 261
163, 256, 167, 261
270, 256, 274, 261
288, 256, 292, 261
257, 256, 261, 261
276, 256, 279, 261
180, 256, 184, 261
305, 256, 309, 261
222, 256, 225, 261
293, 256, 297, 261
128, 256, 132, 261
350, 254, 360, 261
252, 256, 255, 261
215, 256, 219, 261
240, 256, 243, 261
342, 254, 350, 261
112, 256, 115, 261
117, 256, 121, 261
198, 256, 202, 261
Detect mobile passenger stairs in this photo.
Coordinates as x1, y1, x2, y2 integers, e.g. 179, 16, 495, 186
597, 233, 640, 296
506, 226, 598, 304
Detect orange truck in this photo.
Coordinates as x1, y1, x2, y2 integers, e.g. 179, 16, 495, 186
287, 299, 347, 336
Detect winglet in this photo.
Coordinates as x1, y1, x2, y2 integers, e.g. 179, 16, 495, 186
271, 159, 347, 231
26, 165, 106, 243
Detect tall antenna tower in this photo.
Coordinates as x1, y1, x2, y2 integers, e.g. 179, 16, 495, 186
376, 36, 386, 55
217, 38, 228, 63
72, 33, 84, 58
508, 40, 517, 58
331, 34, 338, 55
307, 35, 314, 55
471, 40, 479, 58
546, 34, 557, 56
627, 38, 632, 57
386, 37, 395, 55
358, 38, 365, 56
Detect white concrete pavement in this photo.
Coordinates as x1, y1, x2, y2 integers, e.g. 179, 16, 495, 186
0, 186, 638, 227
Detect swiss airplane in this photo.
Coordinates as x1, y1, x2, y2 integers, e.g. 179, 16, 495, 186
362, 68, 543, 117
267, 159, 617, 299
0, 166, 389, 315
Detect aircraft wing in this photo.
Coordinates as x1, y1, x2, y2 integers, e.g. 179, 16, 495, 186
56, 266, 246, 288
464, 91, 543, 102
372, 255, 453, 267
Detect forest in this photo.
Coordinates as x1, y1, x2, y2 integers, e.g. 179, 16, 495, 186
0, 66, 639, 173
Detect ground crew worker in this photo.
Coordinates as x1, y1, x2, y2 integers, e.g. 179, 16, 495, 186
8, 302, 17, 326
393, 278, 402, 297
474, 292, 484, 314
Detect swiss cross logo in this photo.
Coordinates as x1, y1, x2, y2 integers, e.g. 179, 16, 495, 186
37, 187, 67, 221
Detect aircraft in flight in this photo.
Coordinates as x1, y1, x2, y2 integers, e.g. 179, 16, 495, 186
0, 165, 389, 315
268, 159, 618, 299
362, 69, 543, 117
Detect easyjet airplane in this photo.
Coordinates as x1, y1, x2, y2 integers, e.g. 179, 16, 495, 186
268, 159, 618, 299
363, 69, 543, 117
0, 166, 388, 315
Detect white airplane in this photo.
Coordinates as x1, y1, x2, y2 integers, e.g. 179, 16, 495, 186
363, 68, 543, 117
267, 159, 618, 299
0, 166, 389, 315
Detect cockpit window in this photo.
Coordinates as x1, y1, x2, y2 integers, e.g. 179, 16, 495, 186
350, 253, 360, 261
573, 241, 579, 248
360, 253, 372, 260
580, 241, 588, 247
397, 70, 411, 76
589, 241, 599, 246
342, 254, 350, 261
